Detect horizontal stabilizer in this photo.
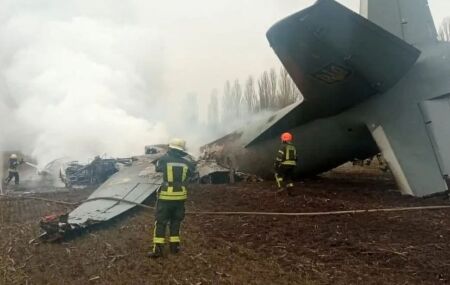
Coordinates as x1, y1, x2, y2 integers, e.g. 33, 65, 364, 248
267, 0, 421, 117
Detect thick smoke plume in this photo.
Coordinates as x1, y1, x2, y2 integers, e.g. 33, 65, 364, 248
0, 0, 397, 167
0, 1, 171, 166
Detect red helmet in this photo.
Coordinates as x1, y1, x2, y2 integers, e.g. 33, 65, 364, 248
281, 132, 293, 142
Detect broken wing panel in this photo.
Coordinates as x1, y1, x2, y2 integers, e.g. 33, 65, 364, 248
266, 0, 420, 115
68, 156, 163, 226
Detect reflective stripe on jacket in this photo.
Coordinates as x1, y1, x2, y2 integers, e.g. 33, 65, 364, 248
156, 149, 196, 201
159, 162, 189, 200
276, 143, 297, 166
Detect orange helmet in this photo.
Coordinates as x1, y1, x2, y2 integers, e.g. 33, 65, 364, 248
281, 132, 293, 142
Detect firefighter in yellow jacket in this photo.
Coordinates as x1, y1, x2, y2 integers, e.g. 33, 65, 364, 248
148, 138, 196, 258
274, 132, 297, 195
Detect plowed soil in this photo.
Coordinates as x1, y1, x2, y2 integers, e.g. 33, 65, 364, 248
1, 165, 450, 285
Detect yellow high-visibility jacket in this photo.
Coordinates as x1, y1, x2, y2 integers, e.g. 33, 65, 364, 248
275, 142, 297, 167
156, 149, 196, 201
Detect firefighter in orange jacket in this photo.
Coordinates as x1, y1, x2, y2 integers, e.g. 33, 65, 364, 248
274, 132, 297, 194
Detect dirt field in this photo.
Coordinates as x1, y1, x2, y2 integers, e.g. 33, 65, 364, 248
1, 166, 450, 285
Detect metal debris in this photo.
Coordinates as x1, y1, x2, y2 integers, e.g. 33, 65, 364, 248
39, 148, 165, 241
39, 145, 260, 241
60, 156, 131, 188
67, 154, 162, 226
197, 160, 262, 184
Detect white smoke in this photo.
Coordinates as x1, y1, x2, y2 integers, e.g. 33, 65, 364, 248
0, 1, 170, 166
0, 0, 391, 167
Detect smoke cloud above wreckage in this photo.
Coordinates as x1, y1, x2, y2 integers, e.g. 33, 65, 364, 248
0, 0, 325, 164
0, 2, 172, 165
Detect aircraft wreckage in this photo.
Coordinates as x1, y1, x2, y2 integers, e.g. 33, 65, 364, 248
202, 0, 450, 197
39, 0, 450, 239
39, 146, 253, 241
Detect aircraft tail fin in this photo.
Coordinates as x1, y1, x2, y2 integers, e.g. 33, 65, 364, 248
360, 0, 437, 46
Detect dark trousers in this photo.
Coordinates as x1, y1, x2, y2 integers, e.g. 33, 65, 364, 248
153, 200, 185, 246
275, 165, 295, 188
5, 171, 19, 185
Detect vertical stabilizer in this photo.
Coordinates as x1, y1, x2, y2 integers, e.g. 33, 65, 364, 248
360, 0, 437, 46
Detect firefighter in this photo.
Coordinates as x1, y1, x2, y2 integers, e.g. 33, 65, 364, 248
274, 132, 297, 195
4, 154, 22, 186
148, 138, 196, 258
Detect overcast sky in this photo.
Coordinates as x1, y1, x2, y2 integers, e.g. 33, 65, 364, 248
154, 0, 450, 102
0, 0, 449, 161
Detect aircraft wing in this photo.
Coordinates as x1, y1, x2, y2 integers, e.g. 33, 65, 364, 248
266, 0, 421, 117
68, 155, 163, 226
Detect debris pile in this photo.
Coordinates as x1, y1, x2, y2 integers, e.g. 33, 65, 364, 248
39, 213, 71, 242
38, 145, 261, 241
60, 156, 131, 188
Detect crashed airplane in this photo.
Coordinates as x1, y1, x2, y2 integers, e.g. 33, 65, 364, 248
39, 0, 449, 240
39, 146, 243, 240
202, 0, 450, 197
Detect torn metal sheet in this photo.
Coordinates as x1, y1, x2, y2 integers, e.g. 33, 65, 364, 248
39, 146, 259, 241
197, 160, 231, 184
197, 160, 263, 184
68, 154, 163, 226
60, 157, 128, 188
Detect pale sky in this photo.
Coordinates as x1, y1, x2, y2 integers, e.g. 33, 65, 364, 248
157, 0, 450, 103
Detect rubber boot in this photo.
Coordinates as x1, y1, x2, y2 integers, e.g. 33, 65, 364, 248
147, 244, 164, 258
170, 242, 180, 254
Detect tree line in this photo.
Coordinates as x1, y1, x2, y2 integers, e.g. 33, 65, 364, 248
206, 17, 450, 131
208, 66, 301, 129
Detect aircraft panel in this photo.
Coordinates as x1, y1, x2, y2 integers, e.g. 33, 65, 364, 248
360, 0, 437, 46
419, 95, 450, 176
371, 126, 413, 195
367, 110, 448, 197
68, 155, 162, 226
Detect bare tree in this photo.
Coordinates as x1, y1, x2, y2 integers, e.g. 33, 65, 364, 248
244, 76, 257, 113
221, 65, 302, 118
207, 89, 219, 128
221, 80, 232, 123
277, 67, 301, 108
258, 71, 271, 111
268, 68, 278, 109
438, 17, 450, 42
277, 67, 290, 108
231, 79, 243, 118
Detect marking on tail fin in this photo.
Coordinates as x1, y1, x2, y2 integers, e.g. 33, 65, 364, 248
313, 64, 352, 84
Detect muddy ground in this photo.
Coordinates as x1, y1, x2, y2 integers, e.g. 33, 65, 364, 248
1, 165, 450, 284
